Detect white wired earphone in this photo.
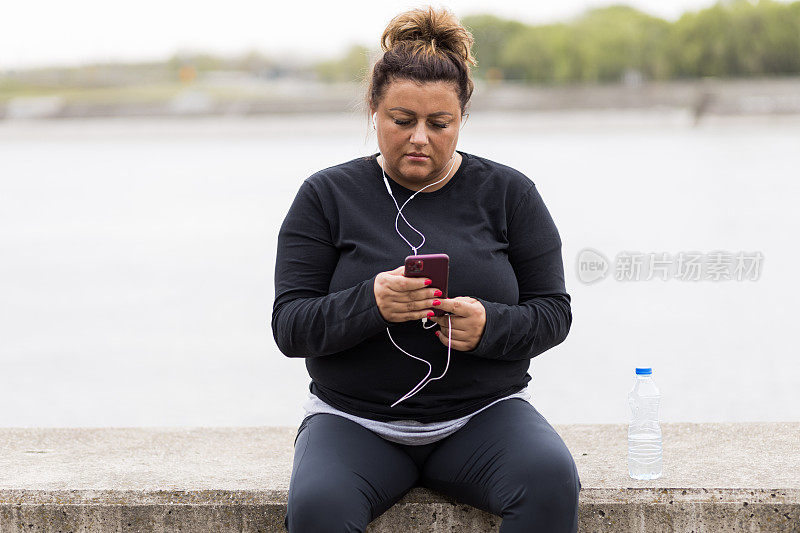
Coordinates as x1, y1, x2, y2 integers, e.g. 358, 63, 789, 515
373, 112, 457, 407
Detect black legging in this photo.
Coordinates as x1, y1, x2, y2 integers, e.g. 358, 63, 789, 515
284, 398, 581, 532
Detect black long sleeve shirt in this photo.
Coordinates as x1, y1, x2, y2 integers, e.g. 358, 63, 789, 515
271, 150, 572, 423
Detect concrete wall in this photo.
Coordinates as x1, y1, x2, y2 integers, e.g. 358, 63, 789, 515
0, 423, 798, 532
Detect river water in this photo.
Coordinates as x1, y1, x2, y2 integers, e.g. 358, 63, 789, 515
1, 110, 798, 427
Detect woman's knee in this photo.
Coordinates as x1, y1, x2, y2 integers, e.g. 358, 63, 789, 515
498, 444, 581, 516
286, 483, 371, 533
284, 414, 419, 532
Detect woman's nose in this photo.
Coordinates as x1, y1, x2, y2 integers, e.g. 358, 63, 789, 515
410, 122, 428, 145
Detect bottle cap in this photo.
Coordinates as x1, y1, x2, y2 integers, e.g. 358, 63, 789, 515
635, 367, 652, 375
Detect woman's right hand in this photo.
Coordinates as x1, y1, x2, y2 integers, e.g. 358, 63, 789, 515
374, 265, 443, 323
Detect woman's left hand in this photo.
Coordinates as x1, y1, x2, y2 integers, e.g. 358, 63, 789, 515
429, 297, 486, 351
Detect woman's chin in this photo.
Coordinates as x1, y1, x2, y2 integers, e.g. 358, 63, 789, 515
399, 161, 433, 176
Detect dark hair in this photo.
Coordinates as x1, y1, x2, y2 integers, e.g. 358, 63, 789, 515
365, 6, 478, 119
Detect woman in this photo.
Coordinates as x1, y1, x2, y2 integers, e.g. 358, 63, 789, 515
272, 6, 580, 532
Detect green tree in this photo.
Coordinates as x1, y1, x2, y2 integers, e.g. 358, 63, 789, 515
727, 0, 800, 74
569, 5, 671, 82
316, 1, 800, 84
666, 0, 800, 78
462, 14, 527, 80
498, 25, 568, 82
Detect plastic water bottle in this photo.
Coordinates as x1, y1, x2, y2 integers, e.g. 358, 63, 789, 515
627, 367, 662, 479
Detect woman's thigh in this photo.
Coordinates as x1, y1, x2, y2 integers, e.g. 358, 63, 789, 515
419, 399, 581, 533
285, 413, 420, 533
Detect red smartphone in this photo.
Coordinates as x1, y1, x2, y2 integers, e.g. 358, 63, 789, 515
404, 253, 450, 317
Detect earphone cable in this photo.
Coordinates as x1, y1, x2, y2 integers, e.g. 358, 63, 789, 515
374, 115, 458, 406
388, 313, 452, 407
380, 155, 456, 406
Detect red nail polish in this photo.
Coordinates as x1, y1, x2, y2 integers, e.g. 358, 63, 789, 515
424, 279, 432, 286
427, 311, 434, 317
433, 289, 442, 297
432, 300, 441, 306
435, 331, 440, 337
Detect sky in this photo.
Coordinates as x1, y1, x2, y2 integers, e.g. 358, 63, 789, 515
1, 0, 752, 70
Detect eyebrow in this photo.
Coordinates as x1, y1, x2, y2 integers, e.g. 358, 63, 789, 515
388, 107, 453, 117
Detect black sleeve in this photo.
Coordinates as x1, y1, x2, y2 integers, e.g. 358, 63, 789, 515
271, 180, 392, 358
460, 184, 572, 361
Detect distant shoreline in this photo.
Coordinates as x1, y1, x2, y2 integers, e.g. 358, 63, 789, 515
2, 77, 800, 121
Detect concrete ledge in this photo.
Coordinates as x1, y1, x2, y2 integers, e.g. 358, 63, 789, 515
0, 423, 798, 532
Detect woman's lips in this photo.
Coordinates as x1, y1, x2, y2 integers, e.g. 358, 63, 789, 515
406, 154, 429, 162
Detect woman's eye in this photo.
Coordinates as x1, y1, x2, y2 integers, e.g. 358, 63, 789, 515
393, 119, 449, 129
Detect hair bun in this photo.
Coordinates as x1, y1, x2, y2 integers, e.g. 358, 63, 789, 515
380, 6, 477, 67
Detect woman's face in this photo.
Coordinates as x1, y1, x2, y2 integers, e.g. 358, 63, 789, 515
372, 79, 462, 191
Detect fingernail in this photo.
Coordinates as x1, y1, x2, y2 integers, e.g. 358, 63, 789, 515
432, 300, 441, 306
435, 331, 440, 337
433, 289, 442, 297
427, 311, 434, 317
424, 279, 432, 286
